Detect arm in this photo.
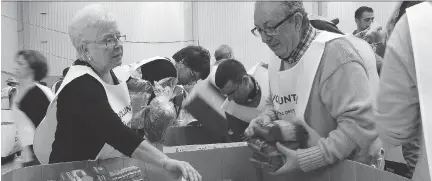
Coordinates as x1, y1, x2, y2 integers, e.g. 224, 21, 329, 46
375, 15, 420, 147
297, 60, 378, 172
64, 75, 168, 165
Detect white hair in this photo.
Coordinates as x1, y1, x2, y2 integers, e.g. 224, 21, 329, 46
68, 4, 117, 59
256, 1, 309, 33
215, 44, 234, 61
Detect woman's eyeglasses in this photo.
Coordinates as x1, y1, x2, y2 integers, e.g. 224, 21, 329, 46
86, 34, 127, 47
103, 35, 127, 47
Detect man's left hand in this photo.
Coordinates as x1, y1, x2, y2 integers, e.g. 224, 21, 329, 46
269, 142, 301, 175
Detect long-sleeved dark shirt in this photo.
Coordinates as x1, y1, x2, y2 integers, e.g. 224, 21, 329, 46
18, 86, 50, 128
49, 67, 144, 163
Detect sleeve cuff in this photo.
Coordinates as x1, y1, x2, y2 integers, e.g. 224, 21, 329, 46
297, 146, 328, 172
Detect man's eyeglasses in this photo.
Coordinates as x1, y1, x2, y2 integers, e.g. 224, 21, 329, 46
251, 10, 300, 37
86, 35, 127, 47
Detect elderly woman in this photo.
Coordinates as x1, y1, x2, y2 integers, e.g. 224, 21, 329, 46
12, 50, 54, 167
33, 4, 201, 181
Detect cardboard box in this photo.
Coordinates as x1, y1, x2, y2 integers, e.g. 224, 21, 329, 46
2, 144, 410, 181
163, 125, 226, 146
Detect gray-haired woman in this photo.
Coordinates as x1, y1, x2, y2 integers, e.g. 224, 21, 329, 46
33, 4, 201, 181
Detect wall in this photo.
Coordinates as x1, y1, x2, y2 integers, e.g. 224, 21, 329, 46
1, 2, 20, 88
19, 2, 190, 76
4, 2, 399, 79
192, 2, 316, 70
323, 2, 398, 34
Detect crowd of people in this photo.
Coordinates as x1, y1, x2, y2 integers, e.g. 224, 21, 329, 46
2, 1, 431, 181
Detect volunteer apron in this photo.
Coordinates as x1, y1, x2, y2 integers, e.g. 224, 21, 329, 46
408, 2, 432, 181
269, 31, 343, 124
34, 65, 133, 164
221, 62, 270, 122
13, 83, 54, 148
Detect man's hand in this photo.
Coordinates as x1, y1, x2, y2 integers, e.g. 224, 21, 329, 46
269, 142, 300, 175
294, 119, 322, 148
164, 158, 202, 181
245, 115, 272, 138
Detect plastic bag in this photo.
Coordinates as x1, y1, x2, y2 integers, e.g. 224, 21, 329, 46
143, 77, 180, 143
176, 109, 197, 126
127, 77, 153, 130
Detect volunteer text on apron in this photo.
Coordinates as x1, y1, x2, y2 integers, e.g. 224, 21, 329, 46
34, 65, 133, 164
269, 31, 343, 123
221, 62, 270, 122
408, 2, 432, 181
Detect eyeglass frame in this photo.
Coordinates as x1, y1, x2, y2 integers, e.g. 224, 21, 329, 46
251, 10, 301, 37
84, 34, 127, 47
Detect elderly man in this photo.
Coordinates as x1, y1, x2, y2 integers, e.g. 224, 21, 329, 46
245, 1, 382, 174
376, 2, 432, 181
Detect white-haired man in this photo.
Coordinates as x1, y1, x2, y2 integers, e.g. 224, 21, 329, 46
245, 1, 383, 174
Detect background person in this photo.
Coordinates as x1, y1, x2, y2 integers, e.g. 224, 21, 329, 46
375, 2, 432, 181
214, 59, 269, 142
12, 50, 54, 167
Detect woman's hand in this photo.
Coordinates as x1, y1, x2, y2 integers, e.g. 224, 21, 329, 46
164, 158, 202, 181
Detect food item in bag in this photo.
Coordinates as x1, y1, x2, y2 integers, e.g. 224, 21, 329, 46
127, 78, 153, 130
269, 120, 309, 145
247, 138, 286, 172
254, 119, 309, 146
247, 137, 278, 155
143, 77, 179, 143
247, 118, 309, 172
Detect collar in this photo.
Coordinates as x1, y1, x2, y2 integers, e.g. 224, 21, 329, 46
73, 59, 120, 85
281, 24, 318, 64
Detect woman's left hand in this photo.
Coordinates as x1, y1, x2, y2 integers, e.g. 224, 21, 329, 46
164, 158, 202, 181
269, 142, 301, 175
